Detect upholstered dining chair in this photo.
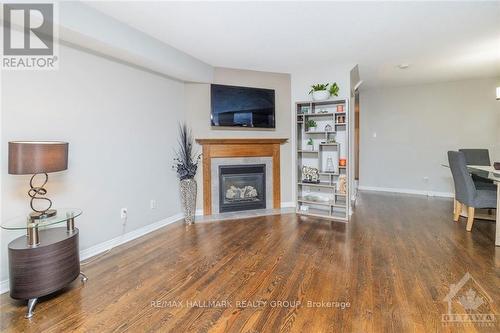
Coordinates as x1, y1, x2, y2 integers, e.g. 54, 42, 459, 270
448, 151, 497, 231
459, 149, 496, 190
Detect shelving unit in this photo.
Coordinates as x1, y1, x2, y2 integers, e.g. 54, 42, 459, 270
295, 99, 350, 222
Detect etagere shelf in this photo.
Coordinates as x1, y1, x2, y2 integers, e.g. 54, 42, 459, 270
295, 99, 350, 222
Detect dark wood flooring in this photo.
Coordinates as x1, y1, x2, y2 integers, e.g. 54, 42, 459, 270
1, 192, 498, 332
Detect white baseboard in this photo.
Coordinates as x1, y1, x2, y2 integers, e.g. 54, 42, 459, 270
0, 279, 9, 295
358, 185, 453, 198
0, 212, 184, 295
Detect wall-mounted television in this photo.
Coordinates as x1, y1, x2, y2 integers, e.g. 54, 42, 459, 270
211, 84, 275, 128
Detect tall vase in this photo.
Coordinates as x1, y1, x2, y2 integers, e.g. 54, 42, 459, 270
180, 179, 197, 225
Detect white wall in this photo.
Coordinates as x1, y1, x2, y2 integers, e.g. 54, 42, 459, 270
1, 44, 185, 283
359, 77, 500, 195
291, 64, 353, 102
185, 67, 292, 209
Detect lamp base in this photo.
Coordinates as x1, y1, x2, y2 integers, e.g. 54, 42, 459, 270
30, 209, 57, 220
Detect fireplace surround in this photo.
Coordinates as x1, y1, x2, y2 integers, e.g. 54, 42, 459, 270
195, 138, 287, 215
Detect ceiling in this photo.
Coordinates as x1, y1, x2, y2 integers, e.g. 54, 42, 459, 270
85, 1, 500, 87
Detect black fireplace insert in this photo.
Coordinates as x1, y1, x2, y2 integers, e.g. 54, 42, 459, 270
218, 164, 266, 213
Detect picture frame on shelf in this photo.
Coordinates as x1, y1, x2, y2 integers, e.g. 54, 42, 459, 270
300, 106, 310, 114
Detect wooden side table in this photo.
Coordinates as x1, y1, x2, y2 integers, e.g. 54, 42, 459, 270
1, 208, 87, 318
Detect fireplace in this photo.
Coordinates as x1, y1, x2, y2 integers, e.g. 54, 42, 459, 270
195, 138, 287, 215
219, 164, 266, 213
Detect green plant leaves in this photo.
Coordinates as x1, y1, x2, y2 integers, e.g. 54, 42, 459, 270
306, 119, 317, 127
329, 82, 339, 96
309, 83, 329, 94
308, 82, 339, 96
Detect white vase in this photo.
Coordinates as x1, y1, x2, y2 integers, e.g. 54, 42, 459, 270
309, 126, 317, 132
312, 90, 330, 101
180, 179, 197, 225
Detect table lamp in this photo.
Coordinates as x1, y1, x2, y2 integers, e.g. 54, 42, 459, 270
8, 141, 68, 220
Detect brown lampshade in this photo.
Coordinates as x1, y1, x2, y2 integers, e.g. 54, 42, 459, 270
8, 141, 68, 175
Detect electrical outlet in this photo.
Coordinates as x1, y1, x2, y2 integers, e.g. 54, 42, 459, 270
150, 200, 157, 209
120, 208, 128, 219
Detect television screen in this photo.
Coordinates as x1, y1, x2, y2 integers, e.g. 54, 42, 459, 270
211, 84, 275, 128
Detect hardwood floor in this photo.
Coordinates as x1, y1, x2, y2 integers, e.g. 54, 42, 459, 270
1, 192, 498, 332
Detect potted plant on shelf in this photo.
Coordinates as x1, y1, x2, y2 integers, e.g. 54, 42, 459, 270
306, 119, 317, 132
173, 123, 201, 225
329, 82, 340, 97
307, 138, 314, 151
309, 83, 330, 101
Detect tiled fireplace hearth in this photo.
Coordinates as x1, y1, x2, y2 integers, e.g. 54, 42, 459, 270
195, 138, 287, 215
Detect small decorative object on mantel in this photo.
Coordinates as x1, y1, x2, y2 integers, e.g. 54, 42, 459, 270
338, 175, 347, 194
339, 158, 347, 167
173, 124, 201, 225
324, 124, 332, 132
300, 106, 310, 114
336, 105, 344, 113
494, 162, 500, 170
306, 119, 317, 132
302, 166, 320, 183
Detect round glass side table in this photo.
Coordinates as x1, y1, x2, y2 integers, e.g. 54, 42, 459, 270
1, 208, 87, 318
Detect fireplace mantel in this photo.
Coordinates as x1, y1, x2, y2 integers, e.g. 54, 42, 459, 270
195, 138, 288, 215
196, 138, 287, 145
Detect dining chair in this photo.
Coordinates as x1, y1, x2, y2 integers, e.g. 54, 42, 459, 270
447, 151, 497, 231
459, 149, 496, 190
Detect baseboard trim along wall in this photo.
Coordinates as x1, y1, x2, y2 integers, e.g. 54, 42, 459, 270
0, 279, 9, 295
358, 185, 454, 198
0, 212, 185, 295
